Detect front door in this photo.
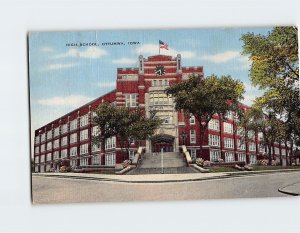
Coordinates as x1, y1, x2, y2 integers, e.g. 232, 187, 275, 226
151, 134, 174, 153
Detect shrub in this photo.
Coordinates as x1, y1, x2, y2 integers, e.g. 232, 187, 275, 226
196, 158, 204, 166
271, 160, 277, 166
203, 160, 211, 167
257, 159, 268, 166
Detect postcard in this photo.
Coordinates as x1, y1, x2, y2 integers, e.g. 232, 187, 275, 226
29, 27, 300, 204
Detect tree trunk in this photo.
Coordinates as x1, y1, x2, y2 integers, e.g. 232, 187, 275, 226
268, 145, 272, 165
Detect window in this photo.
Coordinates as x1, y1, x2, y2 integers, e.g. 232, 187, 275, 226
80, 114, 89, 127
70, 147, 77, 156
189, 115, 195, 125
80, 129, 89, 141
70, 159, 77, 167
35, 136, 40, 144
92, 143, 100, 152
61, 136, 68, 146
259, 144, 265, 153
70, 119, 78, 131
247, 130, 255, 139
53, 139, 59, 149
46, 164, 51, 172
249, 155, 257, 165
238, 153, 246, 162
80, 158, 89, 166
129, 150, 135, 160
105, 136, 116, 149
40, 144, 45, 153
40, 165, 45, 172
35, 146, 39, 154
40, 154, 45, 163
237, 139, 246, 150
208, 119, 220, 131
80, 143, 89, 155
258, 132, 263, 141
92, 155, 101, 165
225, 152, 235, 162
125, 94, 137, 107
208, 134, 220, 147
249, 142, 256, 152
41, 133, 46, 142
46, 142, 52, 151
47, 131, 52, 140
237, 127, 245, 136
54, 127, 60, 137
92, 126, 99, 136
223, 122, 233, 134
61, 149, 67, 158
70, 133, 77, 144
190, 149, 196, 159
224, 138, 234, 149
61, 123, 68, 134
35, 166, 39, 172
34, 156, 39, 164
210, 150, 221, 162
190, 130, 196, 144
105, 153, 116, 166
274, 147, 280, 155
225, 111, 234, 120
46, 153, 52, 161
53, 151, 59, 160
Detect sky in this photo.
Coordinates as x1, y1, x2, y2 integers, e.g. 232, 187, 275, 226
29, 27, 273, 134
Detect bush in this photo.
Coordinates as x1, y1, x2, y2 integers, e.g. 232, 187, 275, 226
196, 158, 204, 166
203, 160, 211, 167
257, 159, 268, 166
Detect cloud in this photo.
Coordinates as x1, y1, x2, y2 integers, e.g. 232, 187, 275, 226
37, 95, 93, 107
54, 47, 108, 59
112, 57, 137, 65
41, 63, 77, 71
135, 43, 196, 59
242, 82, 264, 106
97, 82, 116, 89
40, 47, 54, 53
201, 50, 240, 63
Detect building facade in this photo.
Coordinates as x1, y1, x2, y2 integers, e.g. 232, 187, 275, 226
33, 54, 291, 172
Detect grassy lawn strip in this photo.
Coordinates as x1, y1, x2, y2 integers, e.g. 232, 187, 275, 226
208, 165, 300, 173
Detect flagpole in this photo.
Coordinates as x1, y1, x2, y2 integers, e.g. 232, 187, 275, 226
159, 43, 160, 55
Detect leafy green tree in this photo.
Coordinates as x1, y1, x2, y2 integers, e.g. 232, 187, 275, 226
166, 74, 245, 154
241, 26, 300, 146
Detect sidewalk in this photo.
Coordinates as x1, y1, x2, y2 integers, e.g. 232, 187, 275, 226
278, 182, 300, 196
33, 172, 229, 183
33, 168, 300, 183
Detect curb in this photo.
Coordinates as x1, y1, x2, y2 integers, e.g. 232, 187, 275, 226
278, 183, 300, 196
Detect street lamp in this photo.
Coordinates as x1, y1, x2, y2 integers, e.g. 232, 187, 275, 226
181, 131, 187, 145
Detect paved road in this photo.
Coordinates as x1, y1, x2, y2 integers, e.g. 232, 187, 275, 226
32, 172, 300, 204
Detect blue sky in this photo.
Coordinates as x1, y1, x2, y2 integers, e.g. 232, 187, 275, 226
29, 27, 273, 132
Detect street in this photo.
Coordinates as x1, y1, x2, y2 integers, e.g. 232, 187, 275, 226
32, 171, 300, 204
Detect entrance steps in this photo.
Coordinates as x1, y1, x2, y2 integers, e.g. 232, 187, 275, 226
127, 152, 198, 175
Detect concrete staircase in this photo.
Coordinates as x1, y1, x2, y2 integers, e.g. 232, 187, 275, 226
127, 152, 198, 174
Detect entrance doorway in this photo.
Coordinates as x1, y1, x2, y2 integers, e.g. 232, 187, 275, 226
151, 134, 174, 153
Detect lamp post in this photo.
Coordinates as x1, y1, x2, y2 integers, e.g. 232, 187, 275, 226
161, 147, 164, 174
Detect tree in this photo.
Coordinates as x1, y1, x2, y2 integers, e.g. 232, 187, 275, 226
166, 74, 245, 154
241, 26, 300, 146
93, 104, 162, 162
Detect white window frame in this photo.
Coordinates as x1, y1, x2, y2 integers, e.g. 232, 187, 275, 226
53, 139, 59, 149
54, 127, 60, 137
40, 154, 45, 163
237, 139, 246, 150
80, 143, 89, 155
225, 151, 235, 162
237, 153, 246, 162
249, 155, 257, 165
190, 149, 196, 159
46, 131, 52, 140
80, 114, 89, 127
105, 153, 116, 166
210, 150, 221, 162
46, 153, 52, 161
70, 133, 77, 144
208, 119, 220, 131
41, 133, 46, 143
46, 142, 52, 151
224, 137, 234, 149
61, 149, 68, 158
92, 155, 101, 165
190, 129, 196, 144
40, 144, 45, 153
80, 129, 89, 141
35, 136, 40, 144
35, 146, 39, 154
53, 151, 59, 160
61, 136, 68, 146
70, 146, 78, 156
223, 122, 233, 134
125, 94, 137, 107
80, 157, 89, 166
189, 114, 195, 125
208, 134, 220, 147
61, 123, 68, 134
70, 119, 78, 131
249, 142, 256, 152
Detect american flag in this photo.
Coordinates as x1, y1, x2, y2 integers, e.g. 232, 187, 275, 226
159, 40, 169, 50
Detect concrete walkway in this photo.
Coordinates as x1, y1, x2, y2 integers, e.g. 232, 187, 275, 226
33, 172, 229, 183
278, 182, 300, 196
